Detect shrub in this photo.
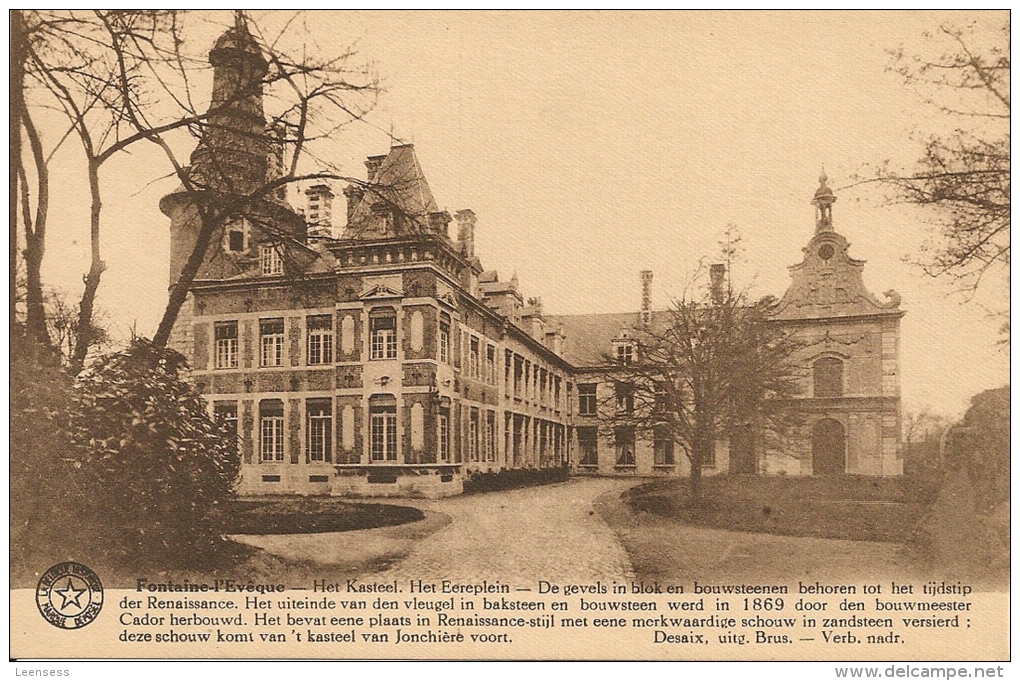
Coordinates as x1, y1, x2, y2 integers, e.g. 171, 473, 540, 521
463, 466, 569, 495
951, 386, 1010, 513
10, 335, 85, 576
67, 339, 239, 569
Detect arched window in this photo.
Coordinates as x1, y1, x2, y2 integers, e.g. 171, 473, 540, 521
813, 357, 844, 398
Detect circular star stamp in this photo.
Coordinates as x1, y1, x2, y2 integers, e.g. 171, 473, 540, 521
36, 562, 104, 629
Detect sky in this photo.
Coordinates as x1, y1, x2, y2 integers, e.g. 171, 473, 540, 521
33, 10, 1009, 417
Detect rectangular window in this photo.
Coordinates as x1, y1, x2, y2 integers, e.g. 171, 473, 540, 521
306, 314, 334, 365
615, 342, 634, 365
439, 319, 450, 364
469, 337, 480, 378
654, 424, 675, 466
260, 318, 284, 367
228, 230, 245, 252
469, 408, 480, 462
486, 345, 496, 384
578, 383, 598, 416
370, 407, 397, 461
369, 312, 397, 360
615, 382, 635, 414
439, 410, 450, 462
260, 400, 285, 462
615, 426, 636, 466
578, 426, 598, 466
307, 398, 332, 462
214, 321, 238, 369
213, 401, 238, 453
260, 244, 283, 275
486, 410, 497, 462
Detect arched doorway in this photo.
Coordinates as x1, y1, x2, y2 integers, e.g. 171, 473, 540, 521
812, 419, 845, 475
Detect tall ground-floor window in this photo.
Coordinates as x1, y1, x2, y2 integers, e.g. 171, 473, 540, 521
370, 405, 398, 462
307, 398, 332, 462
486, 411, 497, 462
578, 426, 598, 467
439, 408, 450, 462
653, 424, 675, 466
214, 401, 239, 453
468, 408, 480, 462
615, 426, 636, 466
260, 400, 285, 462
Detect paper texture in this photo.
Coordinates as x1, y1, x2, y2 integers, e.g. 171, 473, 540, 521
11, 10, 1009, 663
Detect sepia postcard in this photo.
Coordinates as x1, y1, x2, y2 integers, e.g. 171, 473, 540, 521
10, 10, 1010, 669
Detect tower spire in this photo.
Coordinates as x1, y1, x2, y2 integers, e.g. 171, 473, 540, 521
188, 15, 269, 194
812, 168, 836, 232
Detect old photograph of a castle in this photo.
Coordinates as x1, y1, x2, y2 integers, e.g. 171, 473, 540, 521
11, 10, 1009, 665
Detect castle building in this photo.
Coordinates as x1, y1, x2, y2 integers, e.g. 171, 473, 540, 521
548, 174, 904, 478
163, 21, 903, 498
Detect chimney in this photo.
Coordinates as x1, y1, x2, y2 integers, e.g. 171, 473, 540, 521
640, 270, 653, 325
428, 210, 452, 238
304, 182, 334, 237
455, 209, 476, 258
710, 264, 726, 305
364, 154, 387, 183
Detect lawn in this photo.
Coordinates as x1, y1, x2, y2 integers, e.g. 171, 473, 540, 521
622, 475, 928, 543
214, 497, 424, 534
11, 497, 437, 589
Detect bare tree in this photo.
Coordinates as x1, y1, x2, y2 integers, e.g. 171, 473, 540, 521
16, 10, 380, 365
875, 19, 1010, 342
596, 267, 803, 505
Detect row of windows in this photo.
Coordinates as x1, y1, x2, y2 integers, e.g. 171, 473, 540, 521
506, 351, 566, 410
577, 382, 634, 417
576, 425, 682, 468
215, 400, 503, 465
215, 399, 334, 462
573, 356, 846, 419
212, 314, 353, 369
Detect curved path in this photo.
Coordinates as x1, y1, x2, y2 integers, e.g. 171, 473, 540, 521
374, 477, 637, 584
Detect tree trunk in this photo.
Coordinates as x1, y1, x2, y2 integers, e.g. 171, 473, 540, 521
70, 160, 105, 373
11, 10, 25, 334
16, 42, 52, 347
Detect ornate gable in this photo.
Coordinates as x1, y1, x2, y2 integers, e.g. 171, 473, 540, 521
774, 174, 901, 321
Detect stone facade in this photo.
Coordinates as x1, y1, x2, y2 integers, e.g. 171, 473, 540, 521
769, 174, 904, 476
165, 24, 903, 498
548, 174, 904, 478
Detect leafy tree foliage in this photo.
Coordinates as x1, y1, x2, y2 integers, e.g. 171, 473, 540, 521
10, 335, 82, 575
949, 386, 1009, 513
67, 340, 239, 568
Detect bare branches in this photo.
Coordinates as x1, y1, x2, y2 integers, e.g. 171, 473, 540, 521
593, 270, 802, 503
876, 18, 1010, 343
17, 10, 381, 360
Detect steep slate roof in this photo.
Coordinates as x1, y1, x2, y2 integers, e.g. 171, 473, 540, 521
347, 144, 440, 231
546, 310, 671, 368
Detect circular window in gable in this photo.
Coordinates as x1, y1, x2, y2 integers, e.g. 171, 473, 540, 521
818, 244, 835, 261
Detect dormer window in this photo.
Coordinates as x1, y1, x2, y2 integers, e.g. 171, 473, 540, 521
225, 219, 248, 253
260, 244, 283, 275
614, 341, 635, 365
